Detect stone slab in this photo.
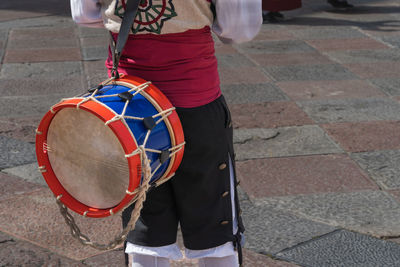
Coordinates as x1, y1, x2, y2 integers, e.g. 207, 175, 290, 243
237, 154, 377, 199
277, 230, 400, 267
78, 27, 109, 38
9, 27, 75, 40
289, 26, 366, 40
0, 116, 40, 143
298, 98, 400, 123
306, 38, 389, 51
0, 62, 84, 96
0, 29, 7, 41
323, 121, 400, 152
3, 163, 47, 187
380, 35, 400, 48
248, 52, 333, 66
0, 16, 74, 30
214, 42, 238, 55
389, 238, 400, 246
0, 11, 48, 23
264, 64, 356, 81
0, 94, 74, 118
0, 78, 85, 97
216, 53, 256, 68
369, 78, 400, 96
81, 46, 108, 61
233, 125, 342, 161
218, 66, 271, 84
239, 190, 337, 255
83, 60, 109, 88
388, 190, 400, 202
82, 248, 125, 266
278, 80, 385, 100
8, 29, 78, 49
0, 50, 4, 64
257, 190, 400, 237
0, 189, 122, 260
0, 135, 35, 169
222, 83, 289, 105
362, 29, 400, 40
351, 150, 400, 190
4, 48, 82, 63
236, 40, 316, 54
80, 36, 110, 48
0, 61, 83, 79
345, 62, 400, 79
242, 249, 300, 267
253, 29, 295, 42
326, 49, 400, 63
0, 172, 44, 201
230, 102, 313, 129
0, 231, 84, 267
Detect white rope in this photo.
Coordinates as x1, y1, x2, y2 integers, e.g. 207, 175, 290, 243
128, 82, 151, 96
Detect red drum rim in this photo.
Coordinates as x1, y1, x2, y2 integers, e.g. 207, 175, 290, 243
36, 98, 142, 218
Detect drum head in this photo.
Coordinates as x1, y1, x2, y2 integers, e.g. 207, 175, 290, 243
47, 108, 129, 209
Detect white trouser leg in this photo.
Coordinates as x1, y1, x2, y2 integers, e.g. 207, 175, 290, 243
129, 253, 170, 267
198, 255, 239, 267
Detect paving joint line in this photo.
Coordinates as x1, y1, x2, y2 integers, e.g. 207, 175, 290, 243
273, 228, 343, 257
0, 28, 9, 66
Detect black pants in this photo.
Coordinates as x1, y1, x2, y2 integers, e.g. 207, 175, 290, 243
122, 95, 244, 250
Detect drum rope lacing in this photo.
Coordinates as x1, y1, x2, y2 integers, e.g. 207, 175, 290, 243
54, 78, 185, 250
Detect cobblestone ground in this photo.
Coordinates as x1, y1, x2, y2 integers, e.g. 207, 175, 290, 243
1, 0, 400, 266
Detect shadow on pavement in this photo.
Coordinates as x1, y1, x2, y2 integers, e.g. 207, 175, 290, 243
0, 0, 71, 21
280, 4, 400, 32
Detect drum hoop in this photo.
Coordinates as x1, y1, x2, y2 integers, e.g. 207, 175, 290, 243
36, 75, 184, 218
36, 98, 142, 218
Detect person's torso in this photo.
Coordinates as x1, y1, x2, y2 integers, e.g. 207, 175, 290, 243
104, 0, 220, 108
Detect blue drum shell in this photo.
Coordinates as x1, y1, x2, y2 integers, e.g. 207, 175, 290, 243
95, 84, 172, 183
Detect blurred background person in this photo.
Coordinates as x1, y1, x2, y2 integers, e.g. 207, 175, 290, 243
327, 0, 354, 8
262, 0, 302, 23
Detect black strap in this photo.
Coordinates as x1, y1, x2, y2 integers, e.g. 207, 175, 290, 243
111, 0, 142, 78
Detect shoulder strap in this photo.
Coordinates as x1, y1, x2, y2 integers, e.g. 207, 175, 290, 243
111, 0, 141, 78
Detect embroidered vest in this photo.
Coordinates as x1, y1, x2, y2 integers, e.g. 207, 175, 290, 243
100, 0, 214, 34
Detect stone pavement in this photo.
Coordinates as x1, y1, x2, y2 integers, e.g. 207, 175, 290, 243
1, 0, 400, 266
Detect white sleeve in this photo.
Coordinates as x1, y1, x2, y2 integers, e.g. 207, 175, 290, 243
70, 0, 104, 28
211, 0, 262, 44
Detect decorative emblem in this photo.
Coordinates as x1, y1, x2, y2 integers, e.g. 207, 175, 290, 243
115, 0, 178, 34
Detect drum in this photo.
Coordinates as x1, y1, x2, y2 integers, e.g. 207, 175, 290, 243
36, 75, 185, 218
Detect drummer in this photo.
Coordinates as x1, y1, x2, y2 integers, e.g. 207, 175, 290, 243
70, 0, 262, 266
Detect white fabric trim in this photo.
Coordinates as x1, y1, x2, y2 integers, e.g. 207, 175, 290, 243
126, 154, 238, 260
125, 241, 236, 261
212, 0, 262, 44
70, 0, 104, 28
125, 242, 183, 261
